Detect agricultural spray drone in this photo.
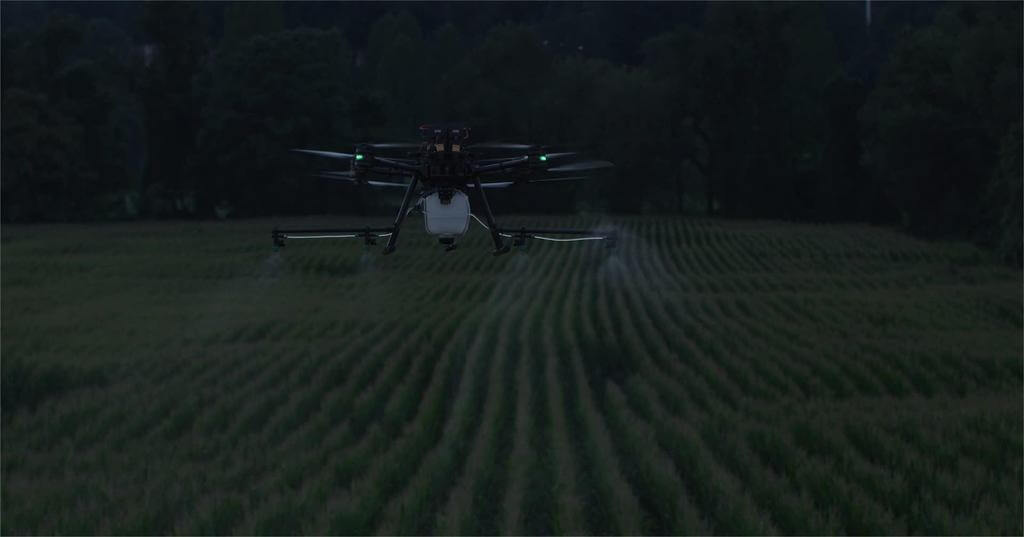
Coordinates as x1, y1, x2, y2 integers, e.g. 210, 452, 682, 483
273, 124, 616, 255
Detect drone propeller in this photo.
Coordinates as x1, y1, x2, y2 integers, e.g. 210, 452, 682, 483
366, 180, 411, 188
468, 181, 514, 188
532, 175, 591, 183
467, 142, 535, 150
292, 149, 356, 160
547, 160, 614, 172
314, 172, 410, 188
473, 156, 524, 164
473, 175, 592, 189
544, 152, 578, 160
365, 142, 421, 149
472, 151, 576, 165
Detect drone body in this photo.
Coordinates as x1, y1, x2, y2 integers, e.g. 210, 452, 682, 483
274, 124, 616, 254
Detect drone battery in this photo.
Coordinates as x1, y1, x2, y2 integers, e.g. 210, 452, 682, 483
423, 191, 470, 237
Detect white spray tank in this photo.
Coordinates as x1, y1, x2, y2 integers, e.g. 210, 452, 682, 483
422, 190, 470, 238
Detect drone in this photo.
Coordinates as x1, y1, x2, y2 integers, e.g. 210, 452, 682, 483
273, 124, 616, 255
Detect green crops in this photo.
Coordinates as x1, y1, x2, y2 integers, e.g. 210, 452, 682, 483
2, 216, 1021, 535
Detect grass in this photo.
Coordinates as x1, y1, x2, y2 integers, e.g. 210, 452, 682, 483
1, 215, 1021, 535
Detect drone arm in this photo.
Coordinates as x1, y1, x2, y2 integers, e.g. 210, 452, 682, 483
372, 157, 420, 173
472, 156, 530, 174
470, 176, 509, 255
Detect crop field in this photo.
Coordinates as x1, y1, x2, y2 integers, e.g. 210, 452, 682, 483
1, 216, 1021, 535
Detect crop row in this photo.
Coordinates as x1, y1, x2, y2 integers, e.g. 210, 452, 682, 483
2, 216, 1020, 534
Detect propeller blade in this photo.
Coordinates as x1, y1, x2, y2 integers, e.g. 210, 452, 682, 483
474, 156, 529, 164
313, 172, 357, 183
544, 152, 578, 160
366, 142, 421, 149
547, 160, 614, 172
472, 175, 592, 189
314, 173, 410, 188
294, 148, 358, 159
366, 180, 412, 188
468, 142, 535, 150
532, 175, 591, 183
469, 181, 515, 189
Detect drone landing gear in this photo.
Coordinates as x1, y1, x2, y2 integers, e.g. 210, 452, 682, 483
470, 176, 509, 255
382, 175, 420, 255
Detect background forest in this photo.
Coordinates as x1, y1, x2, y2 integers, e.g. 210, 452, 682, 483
1, 1, 1021, 264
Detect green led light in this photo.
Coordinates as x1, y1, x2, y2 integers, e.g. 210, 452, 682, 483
539, 155, 547, 161
355, 154, 364, 160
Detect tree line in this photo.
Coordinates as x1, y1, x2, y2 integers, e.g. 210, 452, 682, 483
1, 2, 1020, 264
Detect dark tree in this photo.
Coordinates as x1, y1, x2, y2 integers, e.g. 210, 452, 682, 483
139, 2, 208, 216
1, 13, 142, 221
862, 3, 1022, 240
190, 28, 353, 216
819, 72, 871, 221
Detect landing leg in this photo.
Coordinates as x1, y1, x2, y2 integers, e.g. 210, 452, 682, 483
471, 176, 509, 255
382, 175, 420, 255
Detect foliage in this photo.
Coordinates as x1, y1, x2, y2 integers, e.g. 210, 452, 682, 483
1, 14, 143, 220
362, 11, 426, 128
985, 123, 1023, 266
138, 2, 208, 217
1, 359, 108, 418
456, 23, 554, 138
190, 28, 352, 216
861, 4, 1022, 241
1, 90, 84, 220
1, 217, 1020, 533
